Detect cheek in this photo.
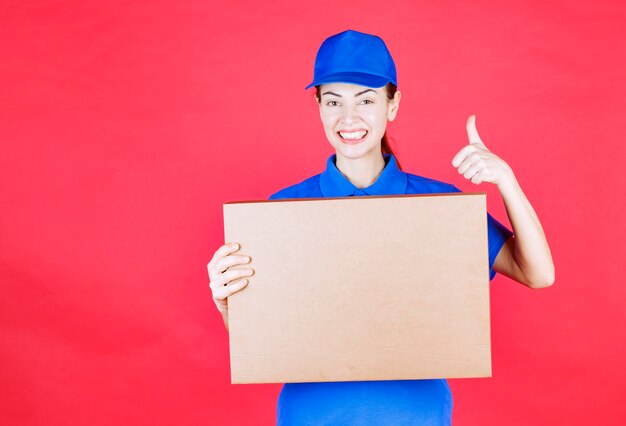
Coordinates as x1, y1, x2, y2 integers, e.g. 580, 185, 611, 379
320, 114, 339, 132
365, 110, 388, 132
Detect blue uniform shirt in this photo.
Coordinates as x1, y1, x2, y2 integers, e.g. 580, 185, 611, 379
269, 153, 513, 425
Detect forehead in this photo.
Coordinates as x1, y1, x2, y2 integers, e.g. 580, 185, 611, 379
319, 82, 382, 96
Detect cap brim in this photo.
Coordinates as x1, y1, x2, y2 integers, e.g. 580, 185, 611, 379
305, 72, 394, 90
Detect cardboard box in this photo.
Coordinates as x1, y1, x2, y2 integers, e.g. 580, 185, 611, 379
223, 192, 491, 384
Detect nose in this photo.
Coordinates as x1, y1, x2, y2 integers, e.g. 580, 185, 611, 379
341, 104, 360, 124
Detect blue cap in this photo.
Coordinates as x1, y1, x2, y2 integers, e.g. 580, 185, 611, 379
305, 29, 397, 90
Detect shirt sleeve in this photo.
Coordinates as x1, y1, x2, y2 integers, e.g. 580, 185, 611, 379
268, 189, 287, 200
445, 184, 513, 281
486, 213, 514, 281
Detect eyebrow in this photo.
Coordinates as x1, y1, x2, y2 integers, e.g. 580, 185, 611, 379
321, 89, 376, 97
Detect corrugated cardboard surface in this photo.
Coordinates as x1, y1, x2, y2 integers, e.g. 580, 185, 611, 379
223, 193, 490, 384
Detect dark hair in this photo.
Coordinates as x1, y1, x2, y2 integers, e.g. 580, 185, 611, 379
314, 82, 402, 170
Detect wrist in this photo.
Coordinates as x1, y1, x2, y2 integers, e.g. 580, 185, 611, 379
496, 165, 517, 192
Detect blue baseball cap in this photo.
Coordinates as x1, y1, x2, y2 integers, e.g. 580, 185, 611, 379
305, 29, 397, 90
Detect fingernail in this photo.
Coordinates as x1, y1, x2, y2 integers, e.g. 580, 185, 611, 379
232, 243, 239, 249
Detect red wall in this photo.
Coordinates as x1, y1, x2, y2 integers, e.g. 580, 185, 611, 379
1, 1, 624, 424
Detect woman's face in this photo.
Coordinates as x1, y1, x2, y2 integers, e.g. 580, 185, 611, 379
317, 82, 400, 161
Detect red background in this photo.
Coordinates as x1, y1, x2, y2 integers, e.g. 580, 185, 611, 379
1, 1, 625, 424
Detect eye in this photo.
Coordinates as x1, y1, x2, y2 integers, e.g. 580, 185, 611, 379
326, 100, 340, 107
360, 99, 374, 105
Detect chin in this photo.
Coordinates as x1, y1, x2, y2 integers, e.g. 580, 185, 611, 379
335, 144, 379, 161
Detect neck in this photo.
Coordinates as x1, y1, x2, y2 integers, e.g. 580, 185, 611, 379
335, 150, 387, 189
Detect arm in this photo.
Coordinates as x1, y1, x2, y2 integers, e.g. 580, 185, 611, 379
492, 170, 555, 288
453, 115, 555, 289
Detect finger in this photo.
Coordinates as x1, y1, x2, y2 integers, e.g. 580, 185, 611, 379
471, 172, 483, 185
209, 254, 252, 279
466, 115, 486, 147
457, 154, 481, 175
207, 242, 241, 271
463, 163, 482, 180
213, 278, 249, 301
471, 169, 488, 185
452, 144, 476, 168
210, 268, 254, 290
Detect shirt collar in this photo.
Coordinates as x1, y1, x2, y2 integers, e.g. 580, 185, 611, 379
319, 153, 408, 197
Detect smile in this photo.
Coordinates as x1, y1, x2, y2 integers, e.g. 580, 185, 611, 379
337, 130, 368, 144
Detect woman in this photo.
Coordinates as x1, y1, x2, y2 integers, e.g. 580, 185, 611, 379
208, 29, 554, 425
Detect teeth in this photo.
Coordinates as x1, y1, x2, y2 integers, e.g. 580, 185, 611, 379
339, 130, 367, 140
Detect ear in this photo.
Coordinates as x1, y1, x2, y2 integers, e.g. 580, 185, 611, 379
387, 90, 401, 122
315, 94, 323, 119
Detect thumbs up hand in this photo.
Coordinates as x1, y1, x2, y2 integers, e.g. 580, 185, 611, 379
452, 115, 512, 186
